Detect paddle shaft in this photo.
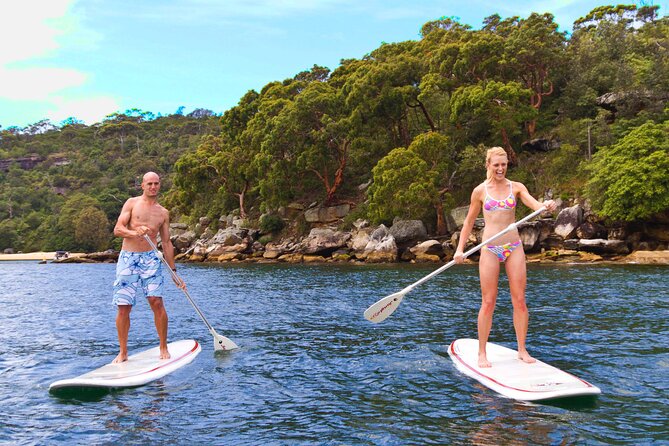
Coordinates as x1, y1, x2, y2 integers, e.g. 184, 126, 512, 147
143, 235, 217, 336
401, 207, 546, 294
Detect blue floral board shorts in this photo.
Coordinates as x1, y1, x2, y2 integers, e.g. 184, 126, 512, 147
112, 250, 164, 306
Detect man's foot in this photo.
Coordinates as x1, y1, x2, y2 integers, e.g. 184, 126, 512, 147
112, 352, 128, 364
159, 348, 171, 360
478, 353, 492, 368
518, 350, 536, 364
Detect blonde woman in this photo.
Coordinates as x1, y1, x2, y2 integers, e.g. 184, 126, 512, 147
454, 147, 556, 368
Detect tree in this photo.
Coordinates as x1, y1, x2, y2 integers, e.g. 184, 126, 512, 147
407, 132, 457, 234
74, 206, 110, 252
585, 121, 669, 221
57, 193, 102, 250
450, 80, 536, 164
367, 147, 438, 224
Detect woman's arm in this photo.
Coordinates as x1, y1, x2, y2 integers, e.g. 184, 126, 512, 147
454, 186, 483, 263
515, 182, 556, 212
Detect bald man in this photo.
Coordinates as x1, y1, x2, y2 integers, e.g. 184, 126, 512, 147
111, 172, 185, 363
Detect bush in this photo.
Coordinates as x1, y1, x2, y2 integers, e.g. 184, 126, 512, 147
259, 214, 285, 234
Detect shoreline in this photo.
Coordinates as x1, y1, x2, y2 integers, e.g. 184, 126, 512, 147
0, 252, 86, 261
1, 250, 667, 265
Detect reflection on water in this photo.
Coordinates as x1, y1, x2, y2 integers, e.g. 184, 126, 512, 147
0, 262, 666, 444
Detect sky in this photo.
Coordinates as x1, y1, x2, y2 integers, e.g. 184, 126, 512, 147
1, 0, 666, 129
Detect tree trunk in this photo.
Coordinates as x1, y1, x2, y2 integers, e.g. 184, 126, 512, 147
500, 128, 518, 165
237, 181, 248, 219
435, 200, 447, 235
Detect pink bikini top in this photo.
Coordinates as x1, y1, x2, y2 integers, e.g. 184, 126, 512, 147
483, 181, 516, 211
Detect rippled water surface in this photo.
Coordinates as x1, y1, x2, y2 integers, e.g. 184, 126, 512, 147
0, 261, 667, 445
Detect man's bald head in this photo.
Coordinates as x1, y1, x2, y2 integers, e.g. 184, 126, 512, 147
143, 171, 160, 183
141, 171, 161, 197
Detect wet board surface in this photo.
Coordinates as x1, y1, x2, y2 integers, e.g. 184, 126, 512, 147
448, 338, 601, 401
49, 339, 201, 394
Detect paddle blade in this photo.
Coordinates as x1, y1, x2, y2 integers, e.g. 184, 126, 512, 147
213, 333, 239, 351
364, 290, 406, 323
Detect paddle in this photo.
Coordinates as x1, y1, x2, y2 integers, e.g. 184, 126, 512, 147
143, 235, 239, 351
363, 207, 547, 323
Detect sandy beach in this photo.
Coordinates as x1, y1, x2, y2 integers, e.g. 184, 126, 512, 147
0, 252, 86, 261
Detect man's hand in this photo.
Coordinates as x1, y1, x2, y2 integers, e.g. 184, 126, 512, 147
135, 226, 150, 237
172, 273, 187, 290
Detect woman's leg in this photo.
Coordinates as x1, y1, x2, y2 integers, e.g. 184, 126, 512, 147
478, 249, 500, 367
505, 245, 535, 363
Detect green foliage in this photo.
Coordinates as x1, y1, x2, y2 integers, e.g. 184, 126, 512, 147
368, 147, 438, 224
585, 121, 669, 221
1, 6, 667, 252
259, 214, 285, 234
75, 206, 111, 252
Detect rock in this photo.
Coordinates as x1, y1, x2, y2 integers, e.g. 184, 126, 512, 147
277, 202, 305, 219
389, 220, 427, 244
409, 240, 444, 258
643, 224, 669, 242
358, 226, 398, 262
304, 204, 350, 223
278, 253, 304, 263
210, 228, 247, 246
554, 205, 584, 239
518, 221, 544, 252
173, 230, 196, 251
199, 216, 211, 227
217, 252, 244, 262
577, 239, 629, 255
520, 138, 559, 152
263, 238, 296, 259
85, 250, 119, 262
206, 240, 249, 257
303, 255, 326, 263
541, 234, 564, 250
298, 228, 351, 256
170, 222, 188, 231
352, 219, 369, 230
625, 250, 669, 264
608, 224, 628, 240
450, 206, 470, 230
414, 253, 442, 263
348, 229, 372, 254
576, 221, 608, 239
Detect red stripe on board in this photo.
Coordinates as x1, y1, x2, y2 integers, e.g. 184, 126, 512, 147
106, 340, 199, 381
449, 340, 595, 394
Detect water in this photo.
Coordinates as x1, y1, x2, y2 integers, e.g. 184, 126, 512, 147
0, 261, 667, 445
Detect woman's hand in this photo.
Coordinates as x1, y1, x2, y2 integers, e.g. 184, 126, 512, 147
543, 200, 557, 212
454, 250, 465, 264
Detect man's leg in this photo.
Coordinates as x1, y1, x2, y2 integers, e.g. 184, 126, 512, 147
147, 296, 170, 360
113, 305, 132, 363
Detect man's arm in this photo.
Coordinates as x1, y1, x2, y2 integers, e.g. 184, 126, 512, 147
114, 198, 149, 239
159, 209, 177, 270
159, 209, 186, 288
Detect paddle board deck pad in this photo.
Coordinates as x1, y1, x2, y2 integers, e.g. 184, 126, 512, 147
448, 338, 601, 401
49, 339, 201, 394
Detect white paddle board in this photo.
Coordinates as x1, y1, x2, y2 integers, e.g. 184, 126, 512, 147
448, 338, 601, 401
49, 339, 201, 393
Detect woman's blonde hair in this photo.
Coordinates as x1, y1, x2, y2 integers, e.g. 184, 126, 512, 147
485, 147, 508, 180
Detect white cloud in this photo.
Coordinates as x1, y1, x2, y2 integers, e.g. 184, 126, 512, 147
0, 0, 111, 125
0, 67, 87, 100
48, 95, 120, 125
0, 0, 75, 64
